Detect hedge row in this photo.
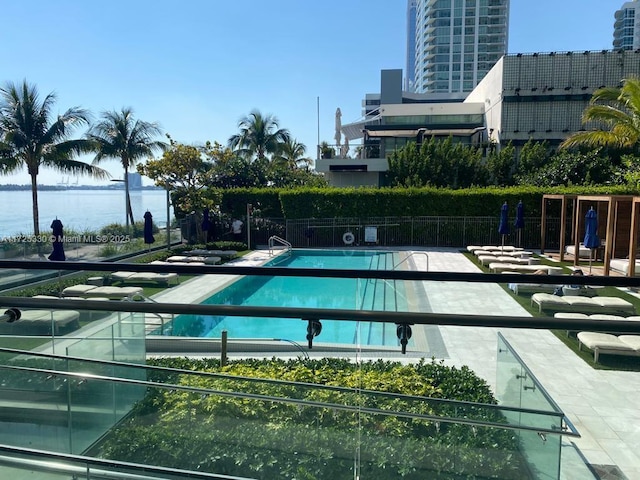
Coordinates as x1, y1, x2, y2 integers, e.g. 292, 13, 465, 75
212, 185, 639, 220
97, 358, 530, 479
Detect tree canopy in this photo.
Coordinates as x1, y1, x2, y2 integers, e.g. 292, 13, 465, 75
0, 80, 108, 236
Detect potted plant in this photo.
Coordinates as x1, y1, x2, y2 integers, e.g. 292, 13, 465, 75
320, 141, 333, 159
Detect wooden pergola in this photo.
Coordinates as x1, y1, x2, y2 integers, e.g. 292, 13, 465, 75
541, 194, 639, 276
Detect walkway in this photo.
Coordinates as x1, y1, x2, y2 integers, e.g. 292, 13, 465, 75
410, 248, 639, 480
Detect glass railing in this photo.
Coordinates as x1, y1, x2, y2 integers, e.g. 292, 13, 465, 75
0, 443, 248, 479
496, 333, 568, 480
0, 349, 574, 479
2, 260, 639, 479
317, 144, 382, 160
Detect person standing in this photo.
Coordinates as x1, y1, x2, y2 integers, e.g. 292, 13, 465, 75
231, 218, 243, 242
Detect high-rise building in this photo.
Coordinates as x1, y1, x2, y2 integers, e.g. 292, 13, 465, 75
613, 1, 640, 50
410, 0, 510, 94
405, 0, 417, 91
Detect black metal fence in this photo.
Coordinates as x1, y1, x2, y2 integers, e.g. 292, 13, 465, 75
277, 216, 566, 250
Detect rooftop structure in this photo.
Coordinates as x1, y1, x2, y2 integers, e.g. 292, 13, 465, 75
319, 49, 640, 187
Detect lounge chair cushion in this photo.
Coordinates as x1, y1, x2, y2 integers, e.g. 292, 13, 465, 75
166, 255, 220, 265
188, 249, 237, 258
610, 258, 640, 275
577, 332, 640, 362
0, 309, 80, 335
62, 285, 143, 300
111, 271, 179, 285
565, 244, 593, 258
531, 293, 635, 314
491, 264, 562, 274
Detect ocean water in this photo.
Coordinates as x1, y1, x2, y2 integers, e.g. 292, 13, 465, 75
0, 189, 173, 237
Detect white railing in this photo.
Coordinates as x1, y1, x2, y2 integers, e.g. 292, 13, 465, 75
268, 235, 292, 256
394, 252, 429, 271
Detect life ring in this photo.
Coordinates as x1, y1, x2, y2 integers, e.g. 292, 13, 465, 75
343, 231, 355, 245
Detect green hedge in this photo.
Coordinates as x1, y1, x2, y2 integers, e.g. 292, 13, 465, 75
97, 358, 530, 479
214, 185, 639, 220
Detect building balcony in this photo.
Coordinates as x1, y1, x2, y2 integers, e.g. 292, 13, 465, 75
315, 144, 388, 173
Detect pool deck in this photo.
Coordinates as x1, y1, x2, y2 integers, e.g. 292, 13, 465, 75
152, 248, 640, 480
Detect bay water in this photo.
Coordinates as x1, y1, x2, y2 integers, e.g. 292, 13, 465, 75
0, 189, 174, 238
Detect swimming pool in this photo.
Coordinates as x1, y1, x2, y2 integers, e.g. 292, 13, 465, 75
159, 249, 413, 347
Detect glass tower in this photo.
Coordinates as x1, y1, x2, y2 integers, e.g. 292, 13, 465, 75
411, 0, 510, 94
614, 1, 640, 50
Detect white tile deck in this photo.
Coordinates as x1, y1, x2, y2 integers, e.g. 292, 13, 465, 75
154, 248, 639, 479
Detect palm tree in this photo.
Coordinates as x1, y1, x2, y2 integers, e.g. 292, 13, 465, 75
228, 110, 290, 162
0, 80, 108, 237
274, 138, 312, 170
88, 108, 165, 229
560, 77, 640, 152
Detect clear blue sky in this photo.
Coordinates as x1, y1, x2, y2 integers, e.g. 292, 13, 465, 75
0, 0, 619, 185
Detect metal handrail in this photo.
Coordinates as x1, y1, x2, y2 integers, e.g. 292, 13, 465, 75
268, 235, 292, 256
394, 252, 429, 271
0, 350, 573, 437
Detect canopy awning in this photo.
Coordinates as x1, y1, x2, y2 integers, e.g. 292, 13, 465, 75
364, 126, 486, 138
341, 114, 382, 140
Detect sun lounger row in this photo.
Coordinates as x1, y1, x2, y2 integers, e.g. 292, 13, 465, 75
111, 271, 179, 286
531, 293, 635, 315
577, 332, 640, 363
61, 284, 144, 300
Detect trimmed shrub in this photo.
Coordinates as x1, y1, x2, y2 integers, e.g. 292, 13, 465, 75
97, 358, 530, 479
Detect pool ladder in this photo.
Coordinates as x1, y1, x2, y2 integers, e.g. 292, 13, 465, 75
268, 235, 292, 256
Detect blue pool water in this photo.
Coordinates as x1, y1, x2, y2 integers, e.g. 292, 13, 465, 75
162, 249, 410, 346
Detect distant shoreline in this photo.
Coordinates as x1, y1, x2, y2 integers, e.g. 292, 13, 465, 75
0, 184, 162, 191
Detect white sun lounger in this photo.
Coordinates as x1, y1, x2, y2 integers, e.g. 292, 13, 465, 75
610, 258, 640, 275
166, 255, 221, 265
187, 249, 238, 259
0, 308, 80, 335
565, 244, 593, 259
531, 293, 635, 315
490, 264, 562, 274
479, 256, 536, 266
475, 250, 533, 258
111, 271, 179, 286
554, 312, 640, 336
62, 284, 144, 300
577, 332, 640, 362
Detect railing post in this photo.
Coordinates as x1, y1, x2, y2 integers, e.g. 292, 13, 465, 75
221, 330, 228, 366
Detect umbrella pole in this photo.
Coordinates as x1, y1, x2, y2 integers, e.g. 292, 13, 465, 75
589, 249, 593, 274
501, 235, 505, 253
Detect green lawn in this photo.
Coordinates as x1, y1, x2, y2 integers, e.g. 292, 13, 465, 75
462, 251, 640, 371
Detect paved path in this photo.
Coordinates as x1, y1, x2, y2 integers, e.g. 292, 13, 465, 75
411, 248, 639, 480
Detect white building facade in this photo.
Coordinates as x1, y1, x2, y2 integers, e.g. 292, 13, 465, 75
411, 0, 510, 94
614, 1, 640, 50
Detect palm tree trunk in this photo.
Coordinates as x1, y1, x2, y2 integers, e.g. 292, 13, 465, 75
124, 170, 134, 229
30, 172, 44, 257
30, 173, 40, 236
